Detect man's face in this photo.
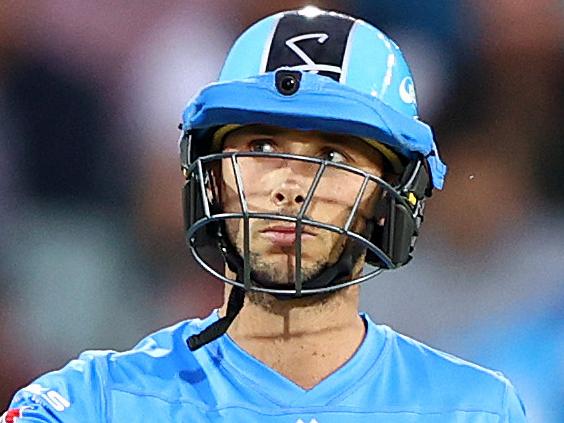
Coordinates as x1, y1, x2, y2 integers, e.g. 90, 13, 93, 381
218, 125, 385, 286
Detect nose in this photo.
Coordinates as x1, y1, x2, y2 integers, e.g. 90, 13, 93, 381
271, 183, 306, 207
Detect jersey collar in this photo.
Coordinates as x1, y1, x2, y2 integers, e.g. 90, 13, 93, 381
201, 310, 390, 407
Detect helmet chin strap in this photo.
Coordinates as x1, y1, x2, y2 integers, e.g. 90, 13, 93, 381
186, 221, 372, 351
187, 283, 245, 351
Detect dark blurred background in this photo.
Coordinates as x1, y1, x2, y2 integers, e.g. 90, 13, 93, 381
0, 1, 562, 421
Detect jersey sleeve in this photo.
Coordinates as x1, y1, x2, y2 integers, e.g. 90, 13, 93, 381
503, 379, 527, 423
3, 351, 108, 422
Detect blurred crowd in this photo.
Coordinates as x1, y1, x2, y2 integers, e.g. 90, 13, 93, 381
0, 1, 562, 421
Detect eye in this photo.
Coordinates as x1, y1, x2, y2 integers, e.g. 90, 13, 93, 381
322, 149, 348, 164
249, 139, 275, 153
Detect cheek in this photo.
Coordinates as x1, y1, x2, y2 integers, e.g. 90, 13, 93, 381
221, 157, 283, 211
314, 168, 375, 205
357, 184, 382, 219
225, 217, 241, 246
306, 171, 381, 224
221, 158, 260, 212
307, 202, 348, 226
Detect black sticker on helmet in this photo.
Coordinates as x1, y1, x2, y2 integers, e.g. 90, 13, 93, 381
265, 12, 355, 81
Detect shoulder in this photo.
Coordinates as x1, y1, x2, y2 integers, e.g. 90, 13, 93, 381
6, 314, 216, 422
103, 314, 215, 388
6, 349, 110, 422
378, 324, 527, 420
383, 325, 509, 390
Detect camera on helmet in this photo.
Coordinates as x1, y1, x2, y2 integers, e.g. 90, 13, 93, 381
275, 70, 302, 96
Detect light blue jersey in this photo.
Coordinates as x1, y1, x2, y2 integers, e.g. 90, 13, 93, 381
7, 311, 526, 422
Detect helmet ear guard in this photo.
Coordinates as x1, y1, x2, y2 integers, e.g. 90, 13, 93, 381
367, 158, 431, 267
181, 130, 223, 252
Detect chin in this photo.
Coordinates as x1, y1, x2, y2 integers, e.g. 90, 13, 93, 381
248, 254, 327, 287
229, 225, 344, 285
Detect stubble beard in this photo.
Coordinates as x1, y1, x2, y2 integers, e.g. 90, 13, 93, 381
228, 220, 349, 285
224, 217, 364, 310
234, 233, 347, 309
247, 250, 326, 286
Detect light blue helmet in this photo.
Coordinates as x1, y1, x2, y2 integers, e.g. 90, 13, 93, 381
182, 6, 446, 188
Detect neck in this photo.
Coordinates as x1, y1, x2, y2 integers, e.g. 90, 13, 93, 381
220, 283, 366, 390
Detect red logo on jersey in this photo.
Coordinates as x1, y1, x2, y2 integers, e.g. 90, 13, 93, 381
1, 408, 23, 423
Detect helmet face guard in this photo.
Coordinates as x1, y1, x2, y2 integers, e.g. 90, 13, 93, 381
180, 132, 431, 297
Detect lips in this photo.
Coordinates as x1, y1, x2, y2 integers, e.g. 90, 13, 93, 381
260, 225, 316, 247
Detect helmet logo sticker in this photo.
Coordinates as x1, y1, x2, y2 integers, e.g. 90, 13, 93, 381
399, 76, 417, 104
265, 13, 355, 82
285, 33, 342, 76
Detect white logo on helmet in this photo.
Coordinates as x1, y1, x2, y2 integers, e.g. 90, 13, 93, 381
399, 76, 417, 104
285, 33, 342, 76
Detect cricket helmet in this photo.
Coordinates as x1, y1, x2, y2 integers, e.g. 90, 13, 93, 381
179, 6, 447, 302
